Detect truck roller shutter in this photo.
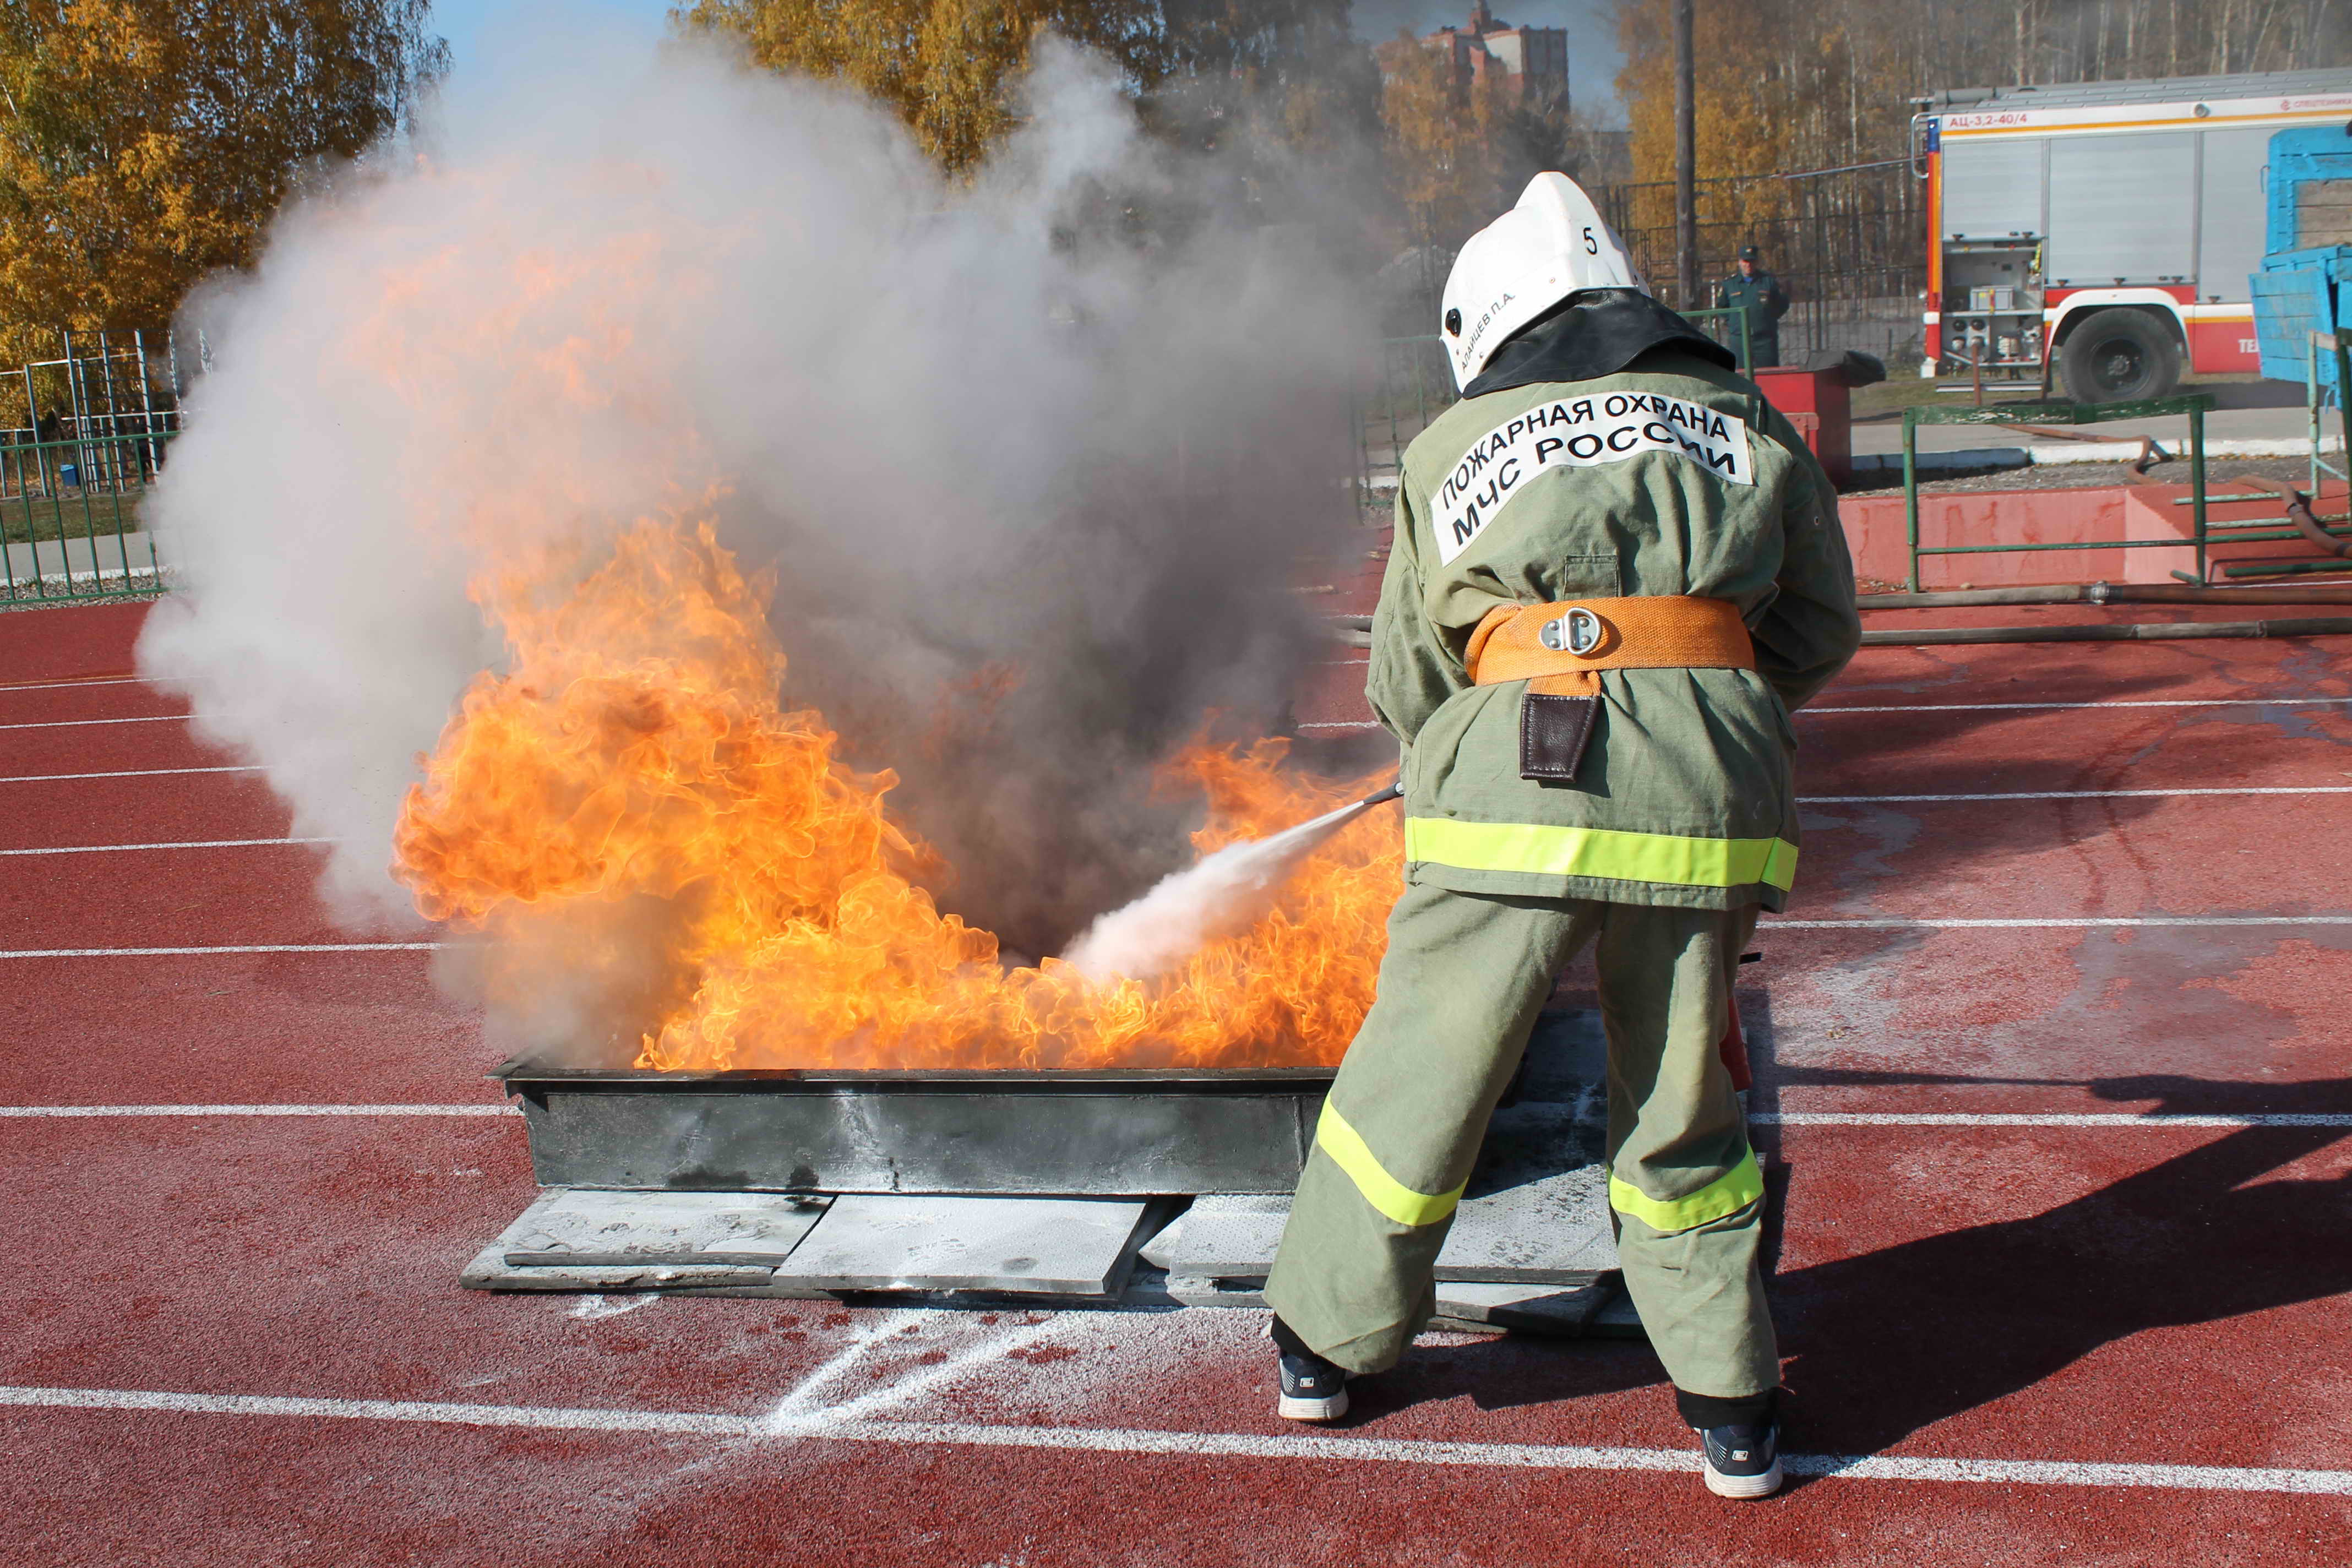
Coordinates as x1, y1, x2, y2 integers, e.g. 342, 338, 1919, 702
1941, 138, 2044, 239
2198, 127, 2272, 301
2048, 133, 2196, 286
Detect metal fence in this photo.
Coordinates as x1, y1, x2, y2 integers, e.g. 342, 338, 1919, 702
1, 428, 175, 602
1596, 161, 1927, 369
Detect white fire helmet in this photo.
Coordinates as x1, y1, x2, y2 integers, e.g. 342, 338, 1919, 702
1439, 172, 1646, 392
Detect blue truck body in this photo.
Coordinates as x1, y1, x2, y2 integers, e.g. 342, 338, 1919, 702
2253, 124, 2352, 393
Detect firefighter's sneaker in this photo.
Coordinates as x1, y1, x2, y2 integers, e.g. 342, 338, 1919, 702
1268, 1316, 1349, 1422
1695, 1417, 1783, 1499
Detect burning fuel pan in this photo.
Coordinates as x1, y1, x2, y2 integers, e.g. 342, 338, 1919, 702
496, 1060, 1337, 1197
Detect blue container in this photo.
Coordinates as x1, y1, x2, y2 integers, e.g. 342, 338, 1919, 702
57, 462, 79, 487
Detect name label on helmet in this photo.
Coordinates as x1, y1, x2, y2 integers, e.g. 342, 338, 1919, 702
1430, 393, 1753, 565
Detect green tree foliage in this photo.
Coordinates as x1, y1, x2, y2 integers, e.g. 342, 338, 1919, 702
0, 1, 446, 372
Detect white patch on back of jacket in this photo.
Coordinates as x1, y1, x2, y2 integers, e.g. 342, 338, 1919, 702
1431, 393, 1754, 566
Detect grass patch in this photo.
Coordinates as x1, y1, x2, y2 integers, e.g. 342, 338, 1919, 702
0, 485, 154, 545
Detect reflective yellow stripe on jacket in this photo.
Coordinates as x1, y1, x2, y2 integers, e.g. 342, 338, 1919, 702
1405, 818, 1798, 891
1608, 1148, 1765, 1232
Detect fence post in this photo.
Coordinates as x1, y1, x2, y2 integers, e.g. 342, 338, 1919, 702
2335, 333, 2352, 486
1902, 406, 1921, 592
2189, 399, 2208, 585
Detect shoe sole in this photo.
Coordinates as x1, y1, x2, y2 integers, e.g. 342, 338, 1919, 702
1277, 1387, 1350, 1422
1703, 1458, 1783, 1499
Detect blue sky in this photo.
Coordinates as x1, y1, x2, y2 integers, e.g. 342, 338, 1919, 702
426, 0, 1627, 124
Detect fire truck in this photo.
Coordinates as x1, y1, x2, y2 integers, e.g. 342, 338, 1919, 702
1914, 67, 2352, 402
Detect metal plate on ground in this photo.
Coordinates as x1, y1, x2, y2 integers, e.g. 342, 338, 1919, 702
1434, 1280, 1611, 1334
499, 1189, 831, 1267
1439, 1165, 1616, 1282
1138, 1165, 1616, 1288
1141, 1194, 1288, 1275
460, 1243, 776, 1292
773, 1194, 1153, 1296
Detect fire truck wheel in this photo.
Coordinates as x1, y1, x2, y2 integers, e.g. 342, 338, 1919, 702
2057, 308, 2182, 405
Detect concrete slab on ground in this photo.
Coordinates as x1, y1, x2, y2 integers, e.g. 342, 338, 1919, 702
497, 1188, 831, 1267
771, 1194, 1152, 1296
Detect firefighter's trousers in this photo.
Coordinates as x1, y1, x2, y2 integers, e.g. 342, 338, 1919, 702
1263, 884, 1777, 1398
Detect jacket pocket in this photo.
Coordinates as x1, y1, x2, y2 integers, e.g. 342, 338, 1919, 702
1555, 552, 1625, 600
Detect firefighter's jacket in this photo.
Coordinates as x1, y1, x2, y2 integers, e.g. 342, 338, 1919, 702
1374, 290, 1860, 913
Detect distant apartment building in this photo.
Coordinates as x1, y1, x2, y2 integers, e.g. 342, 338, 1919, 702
1381, 2, 1571, 109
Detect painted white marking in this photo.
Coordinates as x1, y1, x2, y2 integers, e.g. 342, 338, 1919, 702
1801, 786, 2352, 804
1296, 721, 1382, 731
0, 1103, 514, 1118
0, 676, 145, 694
0, 714, 195, 730
0, 943, 444, 959
0, 765, 264, 783
3, 1385, 2348, 1496
1755, 1111, 2352, 1129
0, 837, 335, 857
766, 1309, 927, 1425
819, 1319, 1075, 1425
1803, 696, 2352, 716
1765, 916, 2352, 930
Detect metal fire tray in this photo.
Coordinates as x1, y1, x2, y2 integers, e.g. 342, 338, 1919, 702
494, 1060, 1337, 1196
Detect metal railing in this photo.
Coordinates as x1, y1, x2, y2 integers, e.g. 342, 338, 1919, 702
1896, 393, 2349, 590
2311, 329, 2350, 499
1, 429, 175, 602
1900, 396, 2213, 591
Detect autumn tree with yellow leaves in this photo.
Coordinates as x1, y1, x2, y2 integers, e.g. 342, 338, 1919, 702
676, 0, 1375, 177
0, 1, 445, 374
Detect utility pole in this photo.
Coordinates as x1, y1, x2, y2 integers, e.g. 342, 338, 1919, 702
1673, 0, 1697, 309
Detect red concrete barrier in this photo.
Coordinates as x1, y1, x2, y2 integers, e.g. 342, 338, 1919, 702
1839, 478, 2350, 590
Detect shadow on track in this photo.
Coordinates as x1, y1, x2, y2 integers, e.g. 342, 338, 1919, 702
1766, 1070, 2352, 1469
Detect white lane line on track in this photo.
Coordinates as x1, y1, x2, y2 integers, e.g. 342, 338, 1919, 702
0, 714, 194, 730
1754, 1111, 2352, 1129
0, 943, 444, 959
1804, 696, 2352, 715
0, 765, 264, 783
4, 1385, 2347, 1496
0, 676, 145, 694
0, 1104, 515, 1118
0, 837, 335, 856
1803, 786, 2352, 803
1765, 916, 2352, 930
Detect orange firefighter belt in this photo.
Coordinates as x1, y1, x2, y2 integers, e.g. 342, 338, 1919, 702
1465, 594, 1756, 697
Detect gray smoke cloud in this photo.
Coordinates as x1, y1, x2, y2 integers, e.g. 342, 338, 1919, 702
135, 20, 1374, 1036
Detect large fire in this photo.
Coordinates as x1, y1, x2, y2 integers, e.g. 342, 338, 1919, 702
391, 513, 1397, 1070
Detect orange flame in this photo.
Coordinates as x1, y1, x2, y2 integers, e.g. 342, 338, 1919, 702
392, 514, 1396, 1069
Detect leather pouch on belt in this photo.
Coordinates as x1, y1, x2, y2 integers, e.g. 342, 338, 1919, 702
1519, 677, 1599, 781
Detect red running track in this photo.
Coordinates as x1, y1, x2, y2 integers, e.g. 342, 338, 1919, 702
3, 598, 2351, 1566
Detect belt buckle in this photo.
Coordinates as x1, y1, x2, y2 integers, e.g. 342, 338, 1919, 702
1538, 606, 1605, 657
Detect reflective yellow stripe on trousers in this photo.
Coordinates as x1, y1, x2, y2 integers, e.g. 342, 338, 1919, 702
1315, 1102, 1465, 1227
1608, 1148, 1765, 1233
1405, 818, 1799, 891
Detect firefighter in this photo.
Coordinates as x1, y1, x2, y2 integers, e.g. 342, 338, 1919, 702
1262, 173, 1859, 1500
1712, 244, 1790, 369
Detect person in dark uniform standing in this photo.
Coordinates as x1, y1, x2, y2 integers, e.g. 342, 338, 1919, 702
1712, 245, 1789, 369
